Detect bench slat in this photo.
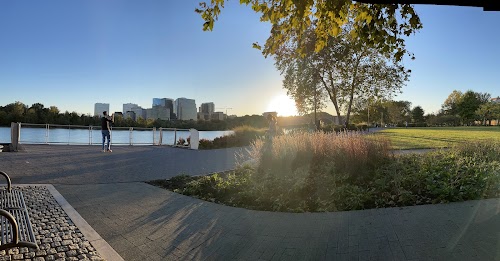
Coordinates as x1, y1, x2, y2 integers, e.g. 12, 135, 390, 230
0, 189, 38, 250
2, 214, 7, 245
0, 190, 24, 209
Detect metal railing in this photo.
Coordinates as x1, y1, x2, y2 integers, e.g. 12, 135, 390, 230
16, 123, 194, 147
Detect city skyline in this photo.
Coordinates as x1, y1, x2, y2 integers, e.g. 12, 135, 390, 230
96, 97, 203, 121
1, 1, 499, 117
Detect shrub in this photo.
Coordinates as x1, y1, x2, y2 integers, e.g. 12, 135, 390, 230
147, 174, 196, 190
356, 124, 368, 131
320, 124, 367, 132
372, 142, 500, 207
176, 137, 187, 146
199, 139, 214, 149
199, 126, 266, 149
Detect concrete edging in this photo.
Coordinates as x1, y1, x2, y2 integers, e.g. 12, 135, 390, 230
17, 184, 124, 261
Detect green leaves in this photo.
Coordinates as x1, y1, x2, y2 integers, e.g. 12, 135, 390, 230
197, 1, 422, 62
252, 42, 262, 50
202, 21, 213, 31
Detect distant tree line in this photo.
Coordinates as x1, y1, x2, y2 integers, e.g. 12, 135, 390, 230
349, 90, 500, 127
428, 90, 500, 126
351, 100, 426, 127
0, 101, 269, 130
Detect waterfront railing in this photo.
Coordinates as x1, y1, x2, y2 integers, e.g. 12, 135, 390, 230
12, 123, 199, 149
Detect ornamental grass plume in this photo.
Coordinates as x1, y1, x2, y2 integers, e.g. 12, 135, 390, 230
249, 131, 390, 180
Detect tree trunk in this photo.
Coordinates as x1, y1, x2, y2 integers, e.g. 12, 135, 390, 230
328, 72, 342, 119
314, 88, 318, 130
319, 73, 342, 121
345, 83, 356, 127
345, 57, 361, 127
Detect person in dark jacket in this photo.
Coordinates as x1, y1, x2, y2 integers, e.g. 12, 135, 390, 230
101, 111, 113, 152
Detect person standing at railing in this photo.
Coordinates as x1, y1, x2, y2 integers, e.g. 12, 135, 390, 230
101, 111, 114, 152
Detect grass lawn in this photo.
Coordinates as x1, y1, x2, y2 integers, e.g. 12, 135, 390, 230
374, 126, 500, 149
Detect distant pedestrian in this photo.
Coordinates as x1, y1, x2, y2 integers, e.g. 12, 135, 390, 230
405, 121, 408, 129
267, 114, 278, 138
101, 111, 114, 152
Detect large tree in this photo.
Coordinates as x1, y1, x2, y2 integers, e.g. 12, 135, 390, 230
282, 55, 327, 125
384, 100, 411, 125
353, 100, 412, 126
441, 90, 463, 115
476, 102, 500, 126
275, 25, 408, 126
197, 1, 423, 61
3, 101, 27, 123
456, 90, 485, 125
411, 105, 425, 123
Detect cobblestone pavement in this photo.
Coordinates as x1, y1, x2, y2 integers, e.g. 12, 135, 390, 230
1, 145, 499, 261
1, 186, 103, 261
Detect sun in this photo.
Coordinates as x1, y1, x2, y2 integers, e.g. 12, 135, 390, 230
266, 94, 298, 117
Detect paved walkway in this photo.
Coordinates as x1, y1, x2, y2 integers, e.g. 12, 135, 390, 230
1, 145, 499, 260
1, 145, 245, 184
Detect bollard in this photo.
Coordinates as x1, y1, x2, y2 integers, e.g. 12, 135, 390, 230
159, 127, 163, 145
129, 127, 133, 146
174, 129, 177, 146
189, 129, 199, 150
153, 127, 156, 145
10, 122, 21, 151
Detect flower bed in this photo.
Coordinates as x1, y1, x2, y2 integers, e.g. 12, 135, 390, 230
149, 133, 500, 212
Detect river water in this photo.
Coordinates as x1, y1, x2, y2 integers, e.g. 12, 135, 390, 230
0, 126, 233, 145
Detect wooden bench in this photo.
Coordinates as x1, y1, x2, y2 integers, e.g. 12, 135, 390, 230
0, 171, 38, 251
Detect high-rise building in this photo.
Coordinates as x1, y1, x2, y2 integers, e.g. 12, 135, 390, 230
147, 106, 170, 121
198, 102, 215, 121
152, 98, 165, 107
165, 99, 175, 120
131, 106, 145, 120
123, 103, 139, 114
94, 103, 110, 117
174, 98, 197, 121
125, 111, 136, 120
145, 108, 153, 120
197, 112, 210, 121
200, 102, 215, 114
153, 98, 175, 120
211, 111, 226, 121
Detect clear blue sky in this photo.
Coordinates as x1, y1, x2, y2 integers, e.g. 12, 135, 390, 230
0, 1, 499, 116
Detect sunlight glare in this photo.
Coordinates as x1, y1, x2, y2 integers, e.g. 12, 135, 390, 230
266, 94, 298, 117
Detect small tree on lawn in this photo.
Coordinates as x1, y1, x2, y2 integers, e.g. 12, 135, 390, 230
411, 106, 425, 123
